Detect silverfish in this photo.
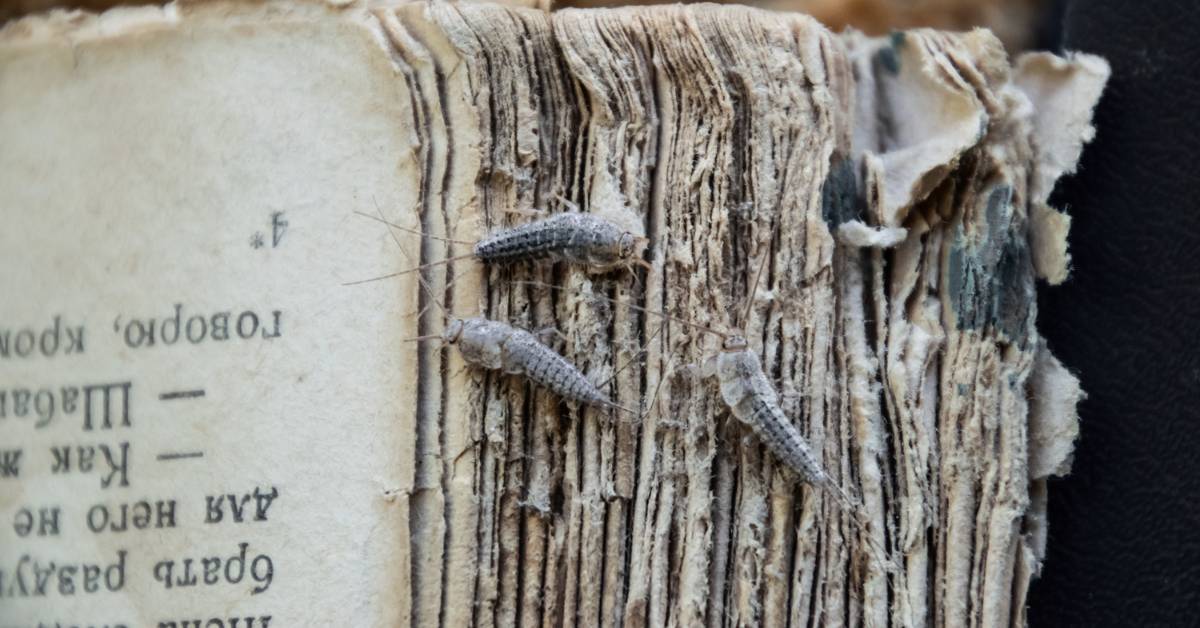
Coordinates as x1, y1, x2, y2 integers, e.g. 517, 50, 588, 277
518, 278, 895, 569
709, 335, 858, 506
348, 211, 650, 287
707, 333, 896, 571
362, 206, 632, 414
710, 249, 896, 571
411, 317, 629, 413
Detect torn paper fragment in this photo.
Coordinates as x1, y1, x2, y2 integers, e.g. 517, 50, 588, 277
837, 220, 908, 248
851, 29, 993, 227
1029, 201, 1073, 285
1015, 52, 1108, 284
1015, 51, 1110, 203
1028, 343, 1085, 479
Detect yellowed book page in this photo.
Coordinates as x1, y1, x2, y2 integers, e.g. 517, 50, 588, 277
0, 4, 421, 626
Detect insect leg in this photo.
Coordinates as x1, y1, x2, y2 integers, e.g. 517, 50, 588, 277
500, 207, 545, 218
530, 324, 567, 347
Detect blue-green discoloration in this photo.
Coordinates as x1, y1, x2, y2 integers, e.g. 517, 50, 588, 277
947, 184, 1035, 345
821, 156, 861, 230
876, 31, 907, 75
993, 235, 1035, 342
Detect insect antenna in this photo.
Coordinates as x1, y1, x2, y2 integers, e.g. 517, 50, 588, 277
600, 345, 675, 426
611, 352, 675, 426
737, 238, 772, 335
597, 322, 665, 390
639, 352, 673, 424
343, 199, 478, 287
403, 334, 443, 343
353, 210, 477, 246
401, 266, 475, 320
342, 253, 476, 286
550, 193, 580, 214
588, 323, 667, 425
598, 399, 639, 417
364, 203, 455, 341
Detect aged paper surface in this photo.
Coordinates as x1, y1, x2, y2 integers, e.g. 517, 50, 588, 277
373, 5, 1104, 627
1, 2, 1107, 627
0, 4, 421, 625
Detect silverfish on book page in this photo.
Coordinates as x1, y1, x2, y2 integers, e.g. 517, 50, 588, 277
349, 210, 650, 285
357, 208, 633, 415
517, 266, 897, 572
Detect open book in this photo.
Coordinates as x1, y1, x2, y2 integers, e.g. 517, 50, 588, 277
0, 2, 1106, 626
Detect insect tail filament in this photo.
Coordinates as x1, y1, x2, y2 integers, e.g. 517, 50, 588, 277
819, 479, 899, 574
511, 279, 729, 340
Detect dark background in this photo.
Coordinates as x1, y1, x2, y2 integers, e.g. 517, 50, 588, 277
1029, 0, 1200, 625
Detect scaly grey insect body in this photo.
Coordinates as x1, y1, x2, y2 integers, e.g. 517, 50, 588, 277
357, 207, 629, 414
515, 278, 894, 567
712, 336, 829, 486
348, 211, 648, 286
473, 212, 647, 272
436, 317, 622, 412
514, 280, 867, 503
710, 333, 895, 571
711, 334, 868, 507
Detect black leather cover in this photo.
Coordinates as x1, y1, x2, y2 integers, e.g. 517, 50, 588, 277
1028, 0, 1200, 625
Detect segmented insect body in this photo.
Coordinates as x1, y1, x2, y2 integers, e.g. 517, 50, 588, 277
510, 272, 896, 565
351, 211, 648, 281
473, 213, 645, 272
713, 336, 830, 487
516, 280, 850, 490
712, 334, 895, 571
442, 317, 618, 411
356, 208, 624, 413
